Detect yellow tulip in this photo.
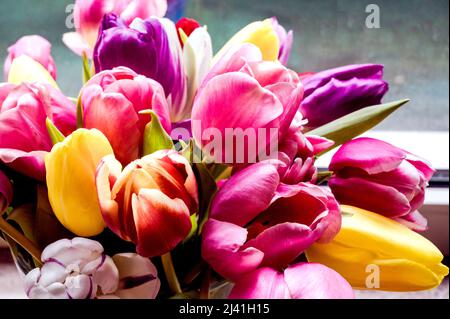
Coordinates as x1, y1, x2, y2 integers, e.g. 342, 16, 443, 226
306, 205, 449, 292
45, 129, 114, 237
213, 18, 279, 64
8, 55, 58, 89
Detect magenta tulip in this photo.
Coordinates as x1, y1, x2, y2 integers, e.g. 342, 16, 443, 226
96, 150, 198, 257
278, 130, 334, 184
81, 67, 172, 165
0, 83, 76, 180
192, 44, 303, 165
229, 263, 354, 299
4, 35, 57, 81
202, 161, 341, 281
329, 137, 435, 231
0, 170, 12, 213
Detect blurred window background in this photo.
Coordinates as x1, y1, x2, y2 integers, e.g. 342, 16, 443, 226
0, 0, 448, 131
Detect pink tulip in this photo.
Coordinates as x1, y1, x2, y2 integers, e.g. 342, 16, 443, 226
192, 44, 303, 165
96, 150, 198, 257
0, 170, 13, 213
278, 130, 334, 184
229, 263, 354, 299
64, 0, 168, 57
4, 35, 57, 81
201, 161, 341, 281
0, 83, 76, 181
329, 137, 435, 231
81, 67, 172, 165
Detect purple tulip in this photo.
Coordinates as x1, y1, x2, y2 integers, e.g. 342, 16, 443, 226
93, 13, 186, 122
299, 64, 389, 130
329, 137, 435, 231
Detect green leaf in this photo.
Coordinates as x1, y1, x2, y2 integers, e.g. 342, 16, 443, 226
82, 52, 93, 83
183, 214, 199, 244
46, 117, 65, 145
193, 163, 217, 234
76, 95, 84, 129
141, 110, 174, 155
34, 185, 73, 248
1, 205, 42, 272
68, 97, 78, 104
208, 163, 232, 182
316, 170, 333, 185
307, 99, 409, 154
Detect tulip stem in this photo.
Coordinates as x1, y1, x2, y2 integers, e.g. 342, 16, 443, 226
0, 217, 42, 264
161, 253, 182, 295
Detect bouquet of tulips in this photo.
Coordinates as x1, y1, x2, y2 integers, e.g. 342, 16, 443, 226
0, 0, 448, 299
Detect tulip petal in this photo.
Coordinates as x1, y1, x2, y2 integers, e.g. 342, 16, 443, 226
200, 43, 262, 92
284, 263, 354, 299
62, 32, 93, 58
305, 135, 335, 155
329, 176, 411, 218
229, 267, 290, 299
111, 253, 161, 299
96, 155, 127, 239
201, 219, 264, 281
182, 27, 213, 121
213, 19, 279, 64
8, 55, 58, 89
131, 188, 192, 257
210, 161, 280, 226
192, 72, 283, 164
84, 91, 141, 165
395, 210, 428, 232
330, 138, 406, 175
245, 183, 341, 268
245, 222, 317, 269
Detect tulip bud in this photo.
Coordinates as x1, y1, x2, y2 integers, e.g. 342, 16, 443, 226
329, 137, 435, 231
45, 129, 114, 236
213, 18, 280, 64
176, 17, 201, 47
81, 67, 172, 165
0, 82, 76, 180
4, 35, 56, 81
299, 64, 389, 130
306, 206, 449, 291
96, 150, 198, 257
